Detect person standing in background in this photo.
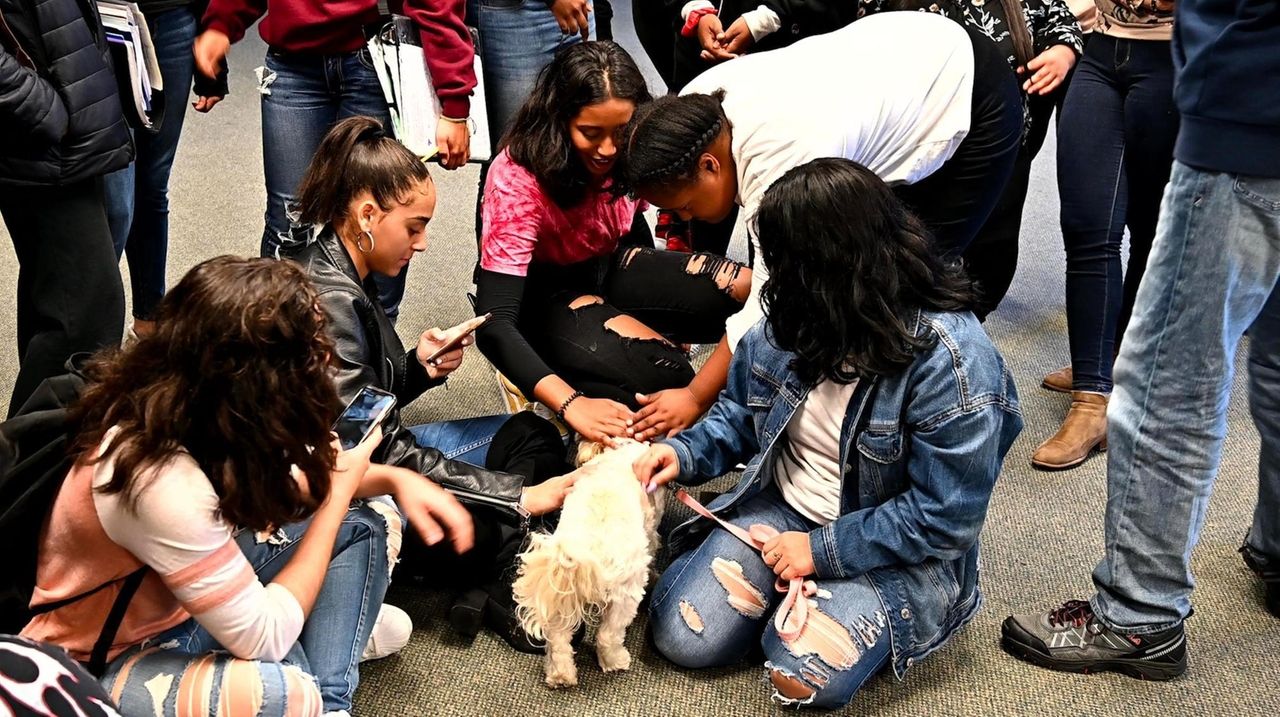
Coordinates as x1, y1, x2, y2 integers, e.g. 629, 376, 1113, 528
193, 0, 477, 321
103, 0, 229, 340
0, 0, 131, 417
1003, 0, 1280, 677
1029, 0, 1178, 471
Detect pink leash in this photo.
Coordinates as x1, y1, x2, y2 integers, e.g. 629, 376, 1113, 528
675, 489, 816, 640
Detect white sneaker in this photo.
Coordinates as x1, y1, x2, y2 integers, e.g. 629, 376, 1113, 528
360, 604, 412, 662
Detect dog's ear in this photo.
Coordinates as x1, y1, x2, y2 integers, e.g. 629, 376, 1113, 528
574, 438, 608, 467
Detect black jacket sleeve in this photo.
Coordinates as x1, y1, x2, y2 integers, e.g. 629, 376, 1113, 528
319, 286, 525, 502
757, 0, 884, 37
474, 269, 557, 397
0, 45, 68, 145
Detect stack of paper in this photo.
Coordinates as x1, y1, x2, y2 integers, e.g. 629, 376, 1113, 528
98, 1, 163, 130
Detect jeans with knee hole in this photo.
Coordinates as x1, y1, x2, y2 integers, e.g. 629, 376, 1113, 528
408, 413, 516, 467
1089, 163, 1280, 632
257, 48, 406, 320
104, 501, 395, 714
101, 7, 199, 322
650, 488, 892, 709
525, 247, 747, 406
1058, 34, 1178, 393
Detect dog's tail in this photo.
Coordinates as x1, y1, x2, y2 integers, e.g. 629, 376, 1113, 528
513, 531, 606, 641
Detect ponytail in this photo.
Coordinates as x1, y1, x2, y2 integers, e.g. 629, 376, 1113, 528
615, 91, 725, 197
295, 116, 432, 227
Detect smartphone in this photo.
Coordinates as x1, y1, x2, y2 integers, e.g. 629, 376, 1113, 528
333, 386, 397, 451
424, 313, 491, 363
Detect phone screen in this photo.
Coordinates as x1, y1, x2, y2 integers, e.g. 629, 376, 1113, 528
333, 388, 396, 450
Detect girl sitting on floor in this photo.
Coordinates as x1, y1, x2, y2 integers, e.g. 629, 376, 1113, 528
634, 159, 1022, 709
473, 41, 752, 445
22, 257, 471, 716
285, 116, 577, 653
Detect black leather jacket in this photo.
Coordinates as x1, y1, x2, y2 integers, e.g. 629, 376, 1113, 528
288, 227, 526, 504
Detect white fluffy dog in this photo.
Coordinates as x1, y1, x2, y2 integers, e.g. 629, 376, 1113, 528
512, 438, 664, 688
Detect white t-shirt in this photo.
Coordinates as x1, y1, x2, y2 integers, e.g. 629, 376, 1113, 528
681, 12, 975, 348
775, 379, 859, 525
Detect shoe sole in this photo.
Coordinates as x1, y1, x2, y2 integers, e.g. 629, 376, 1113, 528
1000, 633, 1185, 681
1030, 440, 1107, 472
1040, 379, 1072, 394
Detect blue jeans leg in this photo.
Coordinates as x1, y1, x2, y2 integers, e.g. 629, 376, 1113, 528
650, 490, 890, 707
408, 413, 513, 465
1091, 164, 1280, 631
103, 163, 135, 260
258, 49, 405, 320
468, 0, 593, 140
170, 503, 394, 712
122, 7, 198, 321
649, 492, 802, 669
760, 574, 891, 709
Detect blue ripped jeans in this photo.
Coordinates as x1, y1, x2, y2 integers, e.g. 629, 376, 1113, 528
102, 501, 399, 715
650, 488, 892, 709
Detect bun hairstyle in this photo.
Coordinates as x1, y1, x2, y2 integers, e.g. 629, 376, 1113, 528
755, 158, 977, 385
503, 41, 652, 207
615, 90, 726, 198
295, 116, 432, 228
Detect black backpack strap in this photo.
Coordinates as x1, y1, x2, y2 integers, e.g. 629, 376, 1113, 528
86, 568, 147, 677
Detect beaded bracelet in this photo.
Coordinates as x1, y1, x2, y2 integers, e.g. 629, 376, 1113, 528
556, 390, 584, 420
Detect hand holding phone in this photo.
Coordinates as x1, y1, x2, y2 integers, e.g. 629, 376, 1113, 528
421, 314, 490, 364
333, 386, 397, 451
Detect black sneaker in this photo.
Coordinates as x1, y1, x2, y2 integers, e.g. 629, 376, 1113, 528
1001, 600, 1187, 680
1240, 543, 1280, 619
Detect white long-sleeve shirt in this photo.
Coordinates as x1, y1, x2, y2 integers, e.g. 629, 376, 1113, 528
681, 12, 975, 348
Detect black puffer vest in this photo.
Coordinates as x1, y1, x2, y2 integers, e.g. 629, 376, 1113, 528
0, 0, 132, 186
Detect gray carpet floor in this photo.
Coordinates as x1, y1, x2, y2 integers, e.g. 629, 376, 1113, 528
2, 6, 1277, 715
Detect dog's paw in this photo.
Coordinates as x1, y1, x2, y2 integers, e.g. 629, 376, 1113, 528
545, 667, 579, 688
597, 645, 631, 673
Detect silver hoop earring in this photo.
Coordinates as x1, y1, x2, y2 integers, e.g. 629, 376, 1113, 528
356, 229, 375, 253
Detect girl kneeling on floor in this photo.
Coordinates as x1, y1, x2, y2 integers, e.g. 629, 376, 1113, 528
473, 41, 752, 445
21, 257, 463, 716
634, 159, 1023, 708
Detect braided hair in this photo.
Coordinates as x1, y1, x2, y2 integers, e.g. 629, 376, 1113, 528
615, 91, 727, 198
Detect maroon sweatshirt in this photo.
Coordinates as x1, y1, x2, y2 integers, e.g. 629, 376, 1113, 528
202, 0, 475, 118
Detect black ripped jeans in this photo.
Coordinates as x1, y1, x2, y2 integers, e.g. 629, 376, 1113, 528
525, 247, 747, 406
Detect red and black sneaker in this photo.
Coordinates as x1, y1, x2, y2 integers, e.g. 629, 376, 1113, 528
1001, 599, 1187, 680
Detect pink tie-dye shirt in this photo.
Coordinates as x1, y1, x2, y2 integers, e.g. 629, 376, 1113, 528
480, 149, 644, 277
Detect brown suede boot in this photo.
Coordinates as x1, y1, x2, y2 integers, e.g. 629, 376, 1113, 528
1031, 392, 1108, 470
1041, 365, 1073, 393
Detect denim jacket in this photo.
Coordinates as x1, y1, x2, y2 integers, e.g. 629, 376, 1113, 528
662, 310, 1022, 677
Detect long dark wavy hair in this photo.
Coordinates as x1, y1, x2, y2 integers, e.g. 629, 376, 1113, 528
71, 256, 341, 532
503, 41, 652, 207
615, 90, 726, 198
756, 158, 977, 385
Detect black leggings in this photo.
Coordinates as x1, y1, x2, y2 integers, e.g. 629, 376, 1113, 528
527, 247, 746, 407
